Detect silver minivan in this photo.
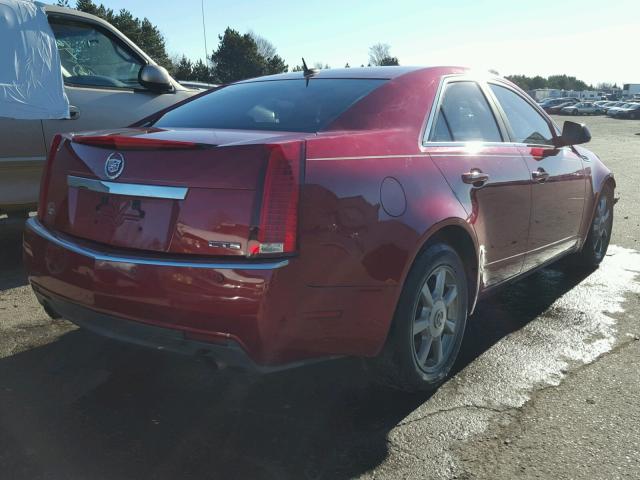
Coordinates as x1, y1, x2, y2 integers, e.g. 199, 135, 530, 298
0, 5, 199, 217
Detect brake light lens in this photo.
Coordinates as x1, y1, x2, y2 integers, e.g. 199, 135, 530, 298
250, 143, 303, 256
37, 134, 62, 220
72, 134, 199, 150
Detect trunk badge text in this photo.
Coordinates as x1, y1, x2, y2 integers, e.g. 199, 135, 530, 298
105, 152, 125, 180
208, 241, 242, 250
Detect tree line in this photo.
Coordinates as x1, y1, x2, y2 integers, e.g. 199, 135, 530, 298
504, 74, 618, 92
57, 1, 400, 84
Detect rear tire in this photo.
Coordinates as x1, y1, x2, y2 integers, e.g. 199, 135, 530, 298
575, 185, 614, 268
366, 243, 468, 392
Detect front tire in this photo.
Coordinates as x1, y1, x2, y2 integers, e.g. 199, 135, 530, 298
366, 243, 468, 392
576, 185, 614, 268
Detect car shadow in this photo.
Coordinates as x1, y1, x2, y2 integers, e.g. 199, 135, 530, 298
0, 260, 593, 480
0, 218, 28, 289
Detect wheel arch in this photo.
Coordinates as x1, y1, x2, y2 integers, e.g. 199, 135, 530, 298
379, 218, 480, 352
580, 171, 616, 246
403, 219, 480, 315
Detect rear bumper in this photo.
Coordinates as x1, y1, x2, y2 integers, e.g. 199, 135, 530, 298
24, 218, 397, 366
23, 217, 294, 367
32, 288, 319, 373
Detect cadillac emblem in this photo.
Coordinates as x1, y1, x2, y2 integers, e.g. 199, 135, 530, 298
105, 152, 125, 180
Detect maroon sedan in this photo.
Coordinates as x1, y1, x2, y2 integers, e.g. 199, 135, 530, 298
24, 67, 615, 392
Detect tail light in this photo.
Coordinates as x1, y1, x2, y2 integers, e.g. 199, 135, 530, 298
37, 134, 62, 220
249, 143, 303, 257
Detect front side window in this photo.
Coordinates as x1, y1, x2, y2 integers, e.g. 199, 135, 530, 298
429, 81, 502, 143
154, 79, 386, 133
49, 18, 143, 89
490, 84, 555, 146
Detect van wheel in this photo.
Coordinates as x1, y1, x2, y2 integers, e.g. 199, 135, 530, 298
576, 185, 614, 268
366, 243, 468, 392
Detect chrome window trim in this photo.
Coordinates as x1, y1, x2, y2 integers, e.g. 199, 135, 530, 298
25, 218, 289, 270
421, 75, 508, 147
420, 74, 449, 147
485, 80, 561, 143
67, 175, 188, 200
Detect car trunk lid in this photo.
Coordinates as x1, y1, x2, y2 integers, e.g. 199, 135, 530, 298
41, 128, 307, 257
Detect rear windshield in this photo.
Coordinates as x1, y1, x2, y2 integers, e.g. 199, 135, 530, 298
154, 78, 386, 132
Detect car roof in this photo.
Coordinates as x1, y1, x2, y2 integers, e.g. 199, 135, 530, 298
235, 66, 468, 83
43, 4, 110, 23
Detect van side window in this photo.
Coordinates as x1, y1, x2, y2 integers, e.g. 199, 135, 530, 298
429, 81, 502, 143
49, 18, 143, 89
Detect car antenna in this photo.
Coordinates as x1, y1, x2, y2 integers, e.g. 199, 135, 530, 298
301, 57, 318, 86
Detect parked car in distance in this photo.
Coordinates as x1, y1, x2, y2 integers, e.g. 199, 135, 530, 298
177, 80, 219, 91
541, 98, 577, 113
609, 103, 640, 119
606, 103, 634, 117
24, 67, 615, 392
602, 101, 626, 113
547, 101, 577, 114
0, 4, 199, 218
561, 102, 601, 115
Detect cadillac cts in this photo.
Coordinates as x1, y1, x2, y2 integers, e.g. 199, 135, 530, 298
23, 67, 615, 392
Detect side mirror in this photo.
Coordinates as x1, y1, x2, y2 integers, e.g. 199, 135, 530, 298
138, 65, 173, 93
555, 121, 591, 147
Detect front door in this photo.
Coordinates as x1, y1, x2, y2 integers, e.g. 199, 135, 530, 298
424, 80, 532, 288
42, 15, 192, 151
487, 83, 587, 270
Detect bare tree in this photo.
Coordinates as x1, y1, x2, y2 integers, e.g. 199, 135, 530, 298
369, 43, 399, 66
248, 31, 277, 59
369, 43, 390, 65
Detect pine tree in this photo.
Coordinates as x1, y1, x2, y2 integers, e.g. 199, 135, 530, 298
74, 1, 172, 72
211, 28, 286, 83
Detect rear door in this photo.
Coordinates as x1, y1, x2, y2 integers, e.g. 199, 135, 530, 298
488, 82, 587, 270
424, 80, 532, 287
41, 14, 193, 152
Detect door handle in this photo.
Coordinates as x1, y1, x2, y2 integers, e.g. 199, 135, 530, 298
532, 168, 550, 182
461, 169, 489, 187
66, 105, 80, 120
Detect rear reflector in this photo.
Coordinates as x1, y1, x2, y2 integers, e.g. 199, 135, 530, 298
72, 134, 199, 150
37, 134, 62, 220
251, 143, 302, 256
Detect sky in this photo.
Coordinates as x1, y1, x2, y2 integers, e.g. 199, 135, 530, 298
60, 0, 640, 85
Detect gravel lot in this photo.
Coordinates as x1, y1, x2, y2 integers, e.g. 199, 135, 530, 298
0, 115, 638, 479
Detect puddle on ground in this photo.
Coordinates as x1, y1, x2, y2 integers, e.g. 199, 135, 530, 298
368, 246, 640, 479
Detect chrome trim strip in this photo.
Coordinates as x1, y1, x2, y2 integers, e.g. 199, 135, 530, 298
25, 218, 289, 270
308, 154, 430, 161
484, 235, 579, 266
67, 175, 188, 200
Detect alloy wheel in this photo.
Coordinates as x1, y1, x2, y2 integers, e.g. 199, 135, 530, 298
593, 195, 611, 260
412, 265, 461, 373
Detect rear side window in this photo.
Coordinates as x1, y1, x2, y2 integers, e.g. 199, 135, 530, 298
490, 84, 555, 146
429, 81, 502, 143
154, 79, 386, 133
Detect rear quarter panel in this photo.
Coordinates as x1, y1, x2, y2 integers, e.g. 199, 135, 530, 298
287, 130, 473, 357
